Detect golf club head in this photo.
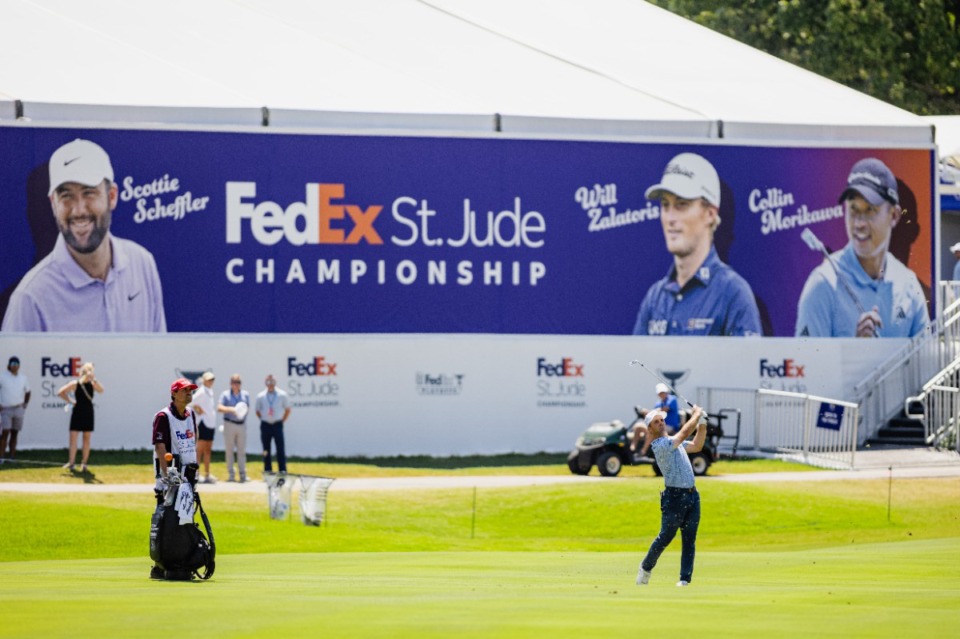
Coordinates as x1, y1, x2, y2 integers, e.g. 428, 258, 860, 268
800, 228, 825, 253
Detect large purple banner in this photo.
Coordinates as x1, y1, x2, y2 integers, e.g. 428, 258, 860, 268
0, 126, 935, 336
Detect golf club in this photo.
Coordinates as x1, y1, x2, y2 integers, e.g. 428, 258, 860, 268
628, 359, 707, 423
800, 228, 878, 337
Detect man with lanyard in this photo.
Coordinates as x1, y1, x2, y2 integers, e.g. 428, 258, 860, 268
633, 152, 761, 336
0, 356, 31, 461
653, 383, 680, 435
635, 405, 706, 587
255, 374, 292, 474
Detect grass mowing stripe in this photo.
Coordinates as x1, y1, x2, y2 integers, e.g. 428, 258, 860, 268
0, 451, 813, 484
1, 543, 958, 639
1, 478, 957, 561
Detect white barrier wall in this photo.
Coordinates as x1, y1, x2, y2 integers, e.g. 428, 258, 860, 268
1, 334, 902, 457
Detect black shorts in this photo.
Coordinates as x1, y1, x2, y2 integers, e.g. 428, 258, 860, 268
198, 422, 215, 442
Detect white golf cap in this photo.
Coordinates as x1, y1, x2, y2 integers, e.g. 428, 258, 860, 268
48, 139, 114, 195
655, 383, 670, 394
645, 152, 721, 208
950, 242, 960, 253
644, 410, 667, 426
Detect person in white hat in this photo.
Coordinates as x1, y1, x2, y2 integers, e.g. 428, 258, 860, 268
950, 242, 960, 282
632, 152, 761, 336
2, 139, 166, 332
653, 382, 680, 434
189, 371, 218, 483
795, 157, 929, 338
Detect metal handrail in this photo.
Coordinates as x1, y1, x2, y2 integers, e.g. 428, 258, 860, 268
852, 282, 960, 444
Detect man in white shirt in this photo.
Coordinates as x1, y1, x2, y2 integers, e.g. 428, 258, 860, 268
0, 356, 31, 460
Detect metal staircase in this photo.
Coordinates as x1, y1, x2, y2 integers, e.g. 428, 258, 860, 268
854, 282, 960, 449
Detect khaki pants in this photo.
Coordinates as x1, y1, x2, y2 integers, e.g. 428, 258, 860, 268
222, 421, 247, 480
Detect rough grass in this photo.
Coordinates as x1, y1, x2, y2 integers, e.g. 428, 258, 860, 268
1, 477, 956, 559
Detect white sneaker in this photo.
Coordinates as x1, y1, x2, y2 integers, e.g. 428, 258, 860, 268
676, 580, 690, 587
636, 567, 651, 585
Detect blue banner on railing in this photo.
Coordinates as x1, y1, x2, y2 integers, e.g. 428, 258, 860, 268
816, 402, 845, 431
0, 126, 935, 336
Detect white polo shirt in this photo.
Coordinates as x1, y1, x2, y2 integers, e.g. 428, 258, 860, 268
0, 370, 30, 407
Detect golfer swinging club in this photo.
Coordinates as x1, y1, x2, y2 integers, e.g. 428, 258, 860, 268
634, 404, 706, 587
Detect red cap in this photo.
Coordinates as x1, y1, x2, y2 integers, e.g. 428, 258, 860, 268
170, 378, 198, 394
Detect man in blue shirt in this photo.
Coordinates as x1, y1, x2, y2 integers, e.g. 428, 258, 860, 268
633, 153, 761, 336
796, 158, 929, 338
218, 374, 251, 483
255, 374, 292, 474
634, 405, 706, 587
2, 139, 166, 333
653, 383, 680, 435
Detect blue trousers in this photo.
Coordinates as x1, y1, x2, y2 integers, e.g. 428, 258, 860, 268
641, 487, 701, 583
259, 421, 286, 472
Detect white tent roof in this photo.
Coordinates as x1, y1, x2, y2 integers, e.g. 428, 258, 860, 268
0, 0, 932, 144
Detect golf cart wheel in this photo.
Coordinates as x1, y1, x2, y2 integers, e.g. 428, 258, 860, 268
567, 450, 590, 476
689, 453, 710, 476
597, 451, 622, 477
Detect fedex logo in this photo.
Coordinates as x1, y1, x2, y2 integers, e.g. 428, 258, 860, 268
759, 358, 805, 378
288, 356, 338, 376
176, 430, 194, 441
226, 182, 383, 246
41, 357, 82, 377
537, 357, 584, 377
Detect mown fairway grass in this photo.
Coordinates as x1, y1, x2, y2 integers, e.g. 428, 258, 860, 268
0, 448, 813, 483
1, 454, 957, 638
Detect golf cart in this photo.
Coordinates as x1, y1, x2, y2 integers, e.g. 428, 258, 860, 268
566, 406, 735, 477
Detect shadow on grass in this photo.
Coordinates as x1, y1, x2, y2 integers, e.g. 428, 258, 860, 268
4, 449, 569, 470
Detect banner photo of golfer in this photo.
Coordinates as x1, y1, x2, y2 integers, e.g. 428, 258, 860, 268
0, 125, 935, 337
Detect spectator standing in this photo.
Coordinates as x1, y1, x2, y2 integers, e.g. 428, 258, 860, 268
189, 371, 218, 483
218, 373, 250, 482
0, 356, 31, 460
58, 362, 104, 472
255, 374, 291, 473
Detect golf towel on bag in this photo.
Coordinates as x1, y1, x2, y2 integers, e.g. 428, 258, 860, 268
175, 482, 196, 525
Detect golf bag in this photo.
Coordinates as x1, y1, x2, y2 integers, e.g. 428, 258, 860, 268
149, 465, 216, 580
